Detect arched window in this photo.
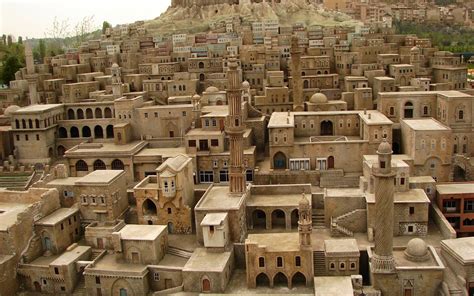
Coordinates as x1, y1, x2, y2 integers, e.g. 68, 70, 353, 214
258, 257, 265, 267
28, 119, 33, 128
77, 109, 84, 119
459, 110, 464, 120
15, 120, 19, 129
106, 125, 114, 138
22, 119, 26, 129
58, 127, 68, 138
199, 62, 205, 69
423, 106, 429, 115
35, 119, 40, 128
104, 107, 113, 118
111, 159, 124, 170
93, 159, 106, 170
404, 102, 414, 118
67, 109, 75, 120
75, 160, 88, 172
86, 108, 93, 119
95, 108, 103, 118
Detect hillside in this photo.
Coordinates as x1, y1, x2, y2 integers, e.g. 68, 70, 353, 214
146, 0, 361, 35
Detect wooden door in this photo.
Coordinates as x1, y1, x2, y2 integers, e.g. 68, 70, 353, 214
97, 238, 104, 249
202, 278, 211, 292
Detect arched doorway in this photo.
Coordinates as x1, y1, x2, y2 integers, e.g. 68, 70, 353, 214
94, 126, 104, 138
95, 108, 103, 118
70, 127, 79, 138
142, 199, 157, 215
199, 62, 205, 69
43, 236, 52, 251
58, 127, 67, 138
273, 152, 287, 170
404, 102, 414, 118
93, 160, 106, 170
292, 272, 306, 287
291, 209, 299, 228
34, 281, 42, 292
77, 109, 84, 119
454, 165, 467, 182
202, 278, 211, 293
82, 126, 91, 138
167, 222, 174, 234
327, 156, 335, 169
252, 209, 266, 229
106, 125, 114, 138
273, 272, 288, 288
321, 120, 333, 136
119, 288, 128, 296
104, 107, 113, 118
67, 109, 75, 120
57, 146, 66, 157
271, 210, 286, 229
256, 273, 270, 287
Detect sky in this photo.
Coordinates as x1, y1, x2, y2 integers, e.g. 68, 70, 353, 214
0, 0, 171, 39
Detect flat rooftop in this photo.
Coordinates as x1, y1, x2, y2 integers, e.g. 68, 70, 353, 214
36, 208, 79, 226
366, 189, 430, 204
402, 119, 450, 131
268, 112, 294, 128
247, 192, 311, 207
183, 247, 232, 272
201, 212, 228, 226
29, 245, 90, 266
13, 104, 63, 114
436, 183, 474, 195
86, 253, 147, 273
118, 224, 166, 241
66, 141, 146, 155
247, 233, 300, 252
441, 237, 474, 264
75, 170, 124, 185
196, 185, 246, 211
314, 276, 353, 296
135, 147, 187, 158
324, 239, 360, 255
46, 177, 81, 187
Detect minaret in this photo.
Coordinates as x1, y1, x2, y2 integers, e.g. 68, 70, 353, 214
111, 63, 123, 98
298, 193, 312, 248
372, 138, 396, 274
226, 55, 246, 194
192, 94, 202, 128
25, 42, 35, 75
291, 36, 304, 112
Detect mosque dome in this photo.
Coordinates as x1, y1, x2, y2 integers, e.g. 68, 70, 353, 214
310, 92, 328, 104
205, 86, 219, 93
192, 94, 201, 100
4, 105, 20, 117
377, 138, 392, 154
112, 63, 119, 68
242, 81, 250, 89
404, 238, 430, 262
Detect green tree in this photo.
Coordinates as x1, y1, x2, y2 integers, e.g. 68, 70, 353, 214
7, 35, 12, 46
102, 21, 112, 34
18, 36, 23, 44
1, 55, 22, 85
1, 35, 6, 45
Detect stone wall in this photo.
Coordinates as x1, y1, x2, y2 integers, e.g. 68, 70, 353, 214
430, 204, 456, 240
147, 266, 183, 292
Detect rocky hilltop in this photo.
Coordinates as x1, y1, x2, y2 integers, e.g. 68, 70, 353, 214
146, 0, 360, 34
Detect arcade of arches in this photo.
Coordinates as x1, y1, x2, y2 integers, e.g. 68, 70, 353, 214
249, 208, 299, 230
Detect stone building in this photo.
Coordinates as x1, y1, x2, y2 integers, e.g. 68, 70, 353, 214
134, 154, 195, 234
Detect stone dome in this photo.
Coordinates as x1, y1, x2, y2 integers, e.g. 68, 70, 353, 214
377, 138, 392, 154
404, 238, 430, 262
4, 105, 20, 117
242, 81, 250, 89
310, 92, 328, 104
205, 86, 219, 93
111, 63, 119, 68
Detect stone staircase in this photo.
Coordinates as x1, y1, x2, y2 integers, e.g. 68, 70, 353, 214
90, 249, 103, 261
167, 246, 193, 259
313, 251, 326, 276
330, 217, 354, 237
312, 209, 325, 229
0, 173, 34, 190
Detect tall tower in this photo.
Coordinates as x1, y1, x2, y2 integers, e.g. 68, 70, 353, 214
372, 138, 396, 274
25, 42, 35, 75
111, 63, 123, 98
298, 193, 312, 248
226, 56, 246, 194
192, 94, 202, 128
291, 36, 304, 111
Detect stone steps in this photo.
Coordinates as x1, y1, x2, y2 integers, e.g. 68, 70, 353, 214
167, 247, 193, 259
313, 251, 326, 276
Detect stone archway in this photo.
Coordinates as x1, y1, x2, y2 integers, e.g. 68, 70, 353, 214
291, 272, 306, 287
273, 152, 287, 170
291, 209, 299, 229
271, 209, 286, 229
256, 273, 270, 287
252, 209, 266, 229
142, 199, 157, 216
273, 272, 288, 288
202, 277, 211, 293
